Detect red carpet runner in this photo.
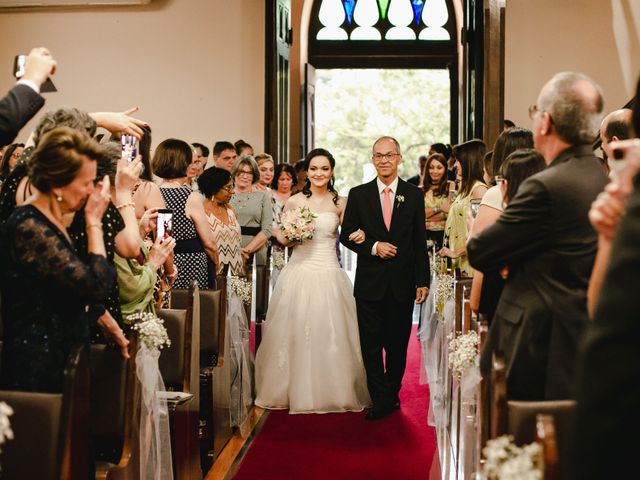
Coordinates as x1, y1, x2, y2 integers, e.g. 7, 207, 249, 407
234, 327, 436, 479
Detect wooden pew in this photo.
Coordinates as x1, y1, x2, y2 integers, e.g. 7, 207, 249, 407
0, 344, 90, 480
171, 276, 232, 470
158, 280, 202, 480
92, 336, 140, 480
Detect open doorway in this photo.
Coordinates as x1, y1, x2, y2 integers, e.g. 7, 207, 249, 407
314, 68, 451, 196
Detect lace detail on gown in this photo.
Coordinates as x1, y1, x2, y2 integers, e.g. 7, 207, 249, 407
254, 211, 371, 413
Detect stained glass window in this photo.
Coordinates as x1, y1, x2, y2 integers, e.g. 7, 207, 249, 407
315, 0, 451, 41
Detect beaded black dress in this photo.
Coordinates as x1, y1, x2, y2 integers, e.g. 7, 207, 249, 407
0, 205, 114, 392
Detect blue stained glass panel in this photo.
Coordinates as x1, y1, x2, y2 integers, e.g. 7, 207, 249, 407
343, 0, 356, 25
411, 0, 424, 25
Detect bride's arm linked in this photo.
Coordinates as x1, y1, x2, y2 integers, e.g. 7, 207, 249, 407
339, 197, 365, 244
339, 191, 376, 255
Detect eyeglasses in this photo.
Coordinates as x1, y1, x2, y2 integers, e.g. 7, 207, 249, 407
494, 175, 506, 184
236, 169, 253, 177
372, 152, 400, 162
222, 183, 234, 191
528, 104, 554, 124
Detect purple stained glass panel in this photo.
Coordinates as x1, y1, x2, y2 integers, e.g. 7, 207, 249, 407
343, 0, 356, 25
411, 0, 424, 25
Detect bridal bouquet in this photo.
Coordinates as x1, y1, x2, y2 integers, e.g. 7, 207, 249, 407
125, 311, 171, 351
481, 435, 543, 480
279, 206, 317, 243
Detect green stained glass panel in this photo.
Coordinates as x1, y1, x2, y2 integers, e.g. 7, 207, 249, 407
377, 0, 391, 19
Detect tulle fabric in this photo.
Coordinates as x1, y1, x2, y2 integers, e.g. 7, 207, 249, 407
255, 212, 370, 414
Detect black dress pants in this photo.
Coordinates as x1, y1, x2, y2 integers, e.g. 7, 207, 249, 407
356, 289, 415, 406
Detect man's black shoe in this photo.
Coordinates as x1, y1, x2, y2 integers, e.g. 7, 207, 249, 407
365, 403, 394, 420
393, 399, 401, 410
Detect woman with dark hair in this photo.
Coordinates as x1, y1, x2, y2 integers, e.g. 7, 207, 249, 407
255, 147, 369, 414
234, 139, 254, 157
0, 143, 24, 185
271, 163, 297, 215
0, 127, 119, 392
131, 125, 166, 220
155, 138, 219, 289
468, 128, 534, 314
439, 139, 487, 275
422, 152, 454, 249
199, 167, 243, 276
230, 155, 273, 267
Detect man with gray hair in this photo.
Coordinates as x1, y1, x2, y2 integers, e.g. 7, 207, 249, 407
467, 72, 609, 401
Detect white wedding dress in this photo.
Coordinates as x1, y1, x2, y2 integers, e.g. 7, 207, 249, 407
255, 211, 371, 413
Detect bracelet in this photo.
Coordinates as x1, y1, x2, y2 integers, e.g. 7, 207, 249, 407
116, 202, 135, 210
88, 222, 103, 229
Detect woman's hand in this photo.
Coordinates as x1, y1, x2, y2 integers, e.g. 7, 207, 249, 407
139, 208, 159, 236
438, 246, 460, 259
85, 175, 111, 226
116, 154, 144, 195
97, 311, 130, 359
241, 247, 251, 262
148, 235, 176, 271
348, 228, 366, 244
90, 107, 148, 139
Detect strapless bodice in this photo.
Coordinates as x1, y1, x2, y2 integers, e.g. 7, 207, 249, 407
287, 212, 340, 268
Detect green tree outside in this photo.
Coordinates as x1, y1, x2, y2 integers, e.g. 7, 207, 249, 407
315, 69, 451, 195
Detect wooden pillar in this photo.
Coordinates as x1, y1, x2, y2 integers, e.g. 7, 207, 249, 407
483, 0, 505, 150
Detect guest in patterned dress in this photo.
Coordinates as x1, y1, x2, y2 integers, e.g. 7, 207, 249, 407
153, 138, 219, 289
198, 167, 244, 276
421, 153, 454, 249
439, 139, 488, 276
230, 155, 273, 268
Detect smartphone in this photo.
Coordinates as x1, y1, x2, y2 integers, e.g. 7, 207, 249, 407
470, 199, 481, 218
121, 135, 138, 163
156, 209, 174, 241
13, 54, 57, 93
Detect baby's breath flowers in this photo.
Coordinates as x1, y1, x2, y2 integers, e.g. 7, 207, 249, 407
125, 311, 171, 351
436, 273, 454, 315
447, 330, 479, 379
482, 435, 543, 480
272, 249, 286, 270
230, 276, 252, 305
0, 402, 14, 451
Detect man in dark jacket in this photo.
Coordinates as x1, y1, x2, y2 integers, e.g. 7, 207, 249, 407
467, 72, 608, 400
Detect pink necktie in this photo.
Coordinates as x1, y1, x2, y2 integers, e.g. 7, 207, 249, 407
383, 187, 392, 231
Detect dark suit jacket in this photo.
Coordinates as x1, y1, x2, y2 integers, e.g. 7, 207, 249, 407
406, 174, 420, 186
467, 145, 608, 400
570, 178, 640, 479
0, 84, 44, 148
340, 178, 429, 302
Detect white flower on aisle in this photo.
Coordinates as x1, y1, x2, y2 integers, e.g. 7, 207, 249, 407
230, 276, 252, 305
125, 311, 171, 351
481, 435, 543, 480
279, 206, 317, 243
436, 273, 454, 315
0, 402, 14, 449
447, 330, 479, 379
272, 249, 286, 270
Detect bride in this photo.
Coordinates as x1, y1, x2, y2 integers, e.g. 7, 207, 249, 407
254, 148, 371, 413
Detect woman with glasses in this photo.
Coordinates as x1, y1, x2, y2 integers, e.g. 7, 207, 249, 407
0, 143, 24, 186
230, 155, 273, 267
199, 167, 244, 276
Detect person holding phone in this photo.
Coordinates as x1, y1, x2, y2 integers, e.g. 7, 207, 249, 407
438, 140, 488, 276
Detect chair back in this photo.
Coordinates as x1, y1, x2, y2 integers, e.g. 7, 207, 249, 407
0, 345, 90, 480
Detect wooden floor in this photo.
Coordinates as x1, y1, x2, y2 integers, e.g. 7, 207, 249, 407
205, 406, 268, 480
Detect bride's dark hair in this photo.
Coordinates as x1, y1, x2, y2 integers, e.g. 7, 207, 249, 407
302, 148, 339, 205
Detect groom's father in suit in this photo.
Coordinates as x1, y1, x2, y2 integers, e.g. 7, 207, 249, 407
467, 72, 608, 401
341, 136, 429, 420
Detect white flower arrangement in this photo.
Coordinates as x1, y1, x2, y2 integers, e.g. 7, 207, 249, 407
435, 273, 454, 315
125, 311, 171, 351
272, 249, 286, 270
447, 330, 479, 379
230, 276, 252, 305
279, 206, 317, 243
395, 194, 405, 205
482, 435, 543, 480
0, 401, 14, 450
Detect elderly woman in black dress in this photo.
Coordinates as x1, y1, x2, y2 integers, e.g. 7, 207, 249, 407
0, 127, 117, 392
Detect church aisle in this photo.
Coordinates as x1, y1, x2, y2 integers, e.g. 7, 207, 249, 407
232, 327, 436, 479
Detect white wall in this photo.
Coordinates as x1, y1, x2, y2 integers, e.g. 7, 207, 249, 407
505, 0, 640, 129
0, 0, 265, 152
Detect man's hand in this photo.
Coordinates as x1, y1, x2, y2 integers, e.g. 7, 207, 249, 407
97, 311, 130, 359
375, 242, 397, 259
21, 47, 57, 88
589, 188, 626, 241
416, 287, 429, 304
